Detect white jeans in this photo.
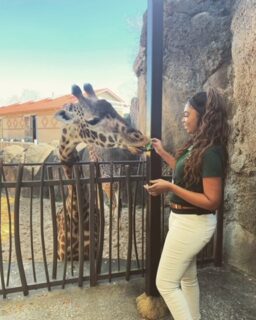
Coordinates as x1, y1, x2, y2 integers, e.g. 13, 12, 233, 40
156, 212, 217, 320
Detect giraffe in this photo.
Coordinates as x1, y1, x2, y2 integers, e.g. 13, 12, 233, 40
54, 84, 149, 260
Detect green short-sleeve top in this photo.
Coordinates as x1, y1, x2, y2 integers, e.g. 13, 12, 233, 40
170, 145, 224, 207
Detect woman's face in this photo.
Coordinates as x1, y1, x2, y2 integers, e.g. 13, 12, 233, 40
182, 103, 200, 134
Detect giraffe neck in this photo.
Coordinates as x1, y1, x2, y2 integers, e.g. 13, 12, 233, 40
61, 163, 78, 221
87, 145, 100, 162
60, 148, 89, 222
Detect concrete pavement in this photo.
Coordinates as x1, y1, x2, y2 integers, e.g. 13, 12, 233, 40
0, 266, 255, 320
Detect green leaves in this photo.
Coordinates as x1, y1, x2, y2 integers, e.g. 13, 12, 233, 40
145, 142, 153, 151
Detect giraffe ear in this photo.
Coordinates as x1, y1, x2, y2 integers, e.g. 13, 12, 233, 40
54, 110, 74, 124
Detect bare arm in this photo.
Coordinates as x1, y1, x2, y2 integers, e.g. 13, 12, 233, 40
151, 138, 176, 170
147, 177, 222, 211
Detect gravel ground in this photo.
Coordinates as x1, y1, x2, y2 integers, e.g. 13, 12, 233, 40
1, 196, 146, 288
2, 197, 146, 261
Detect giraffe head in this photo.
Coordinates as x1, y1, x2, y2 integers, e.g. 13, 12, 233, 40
54, 84, 149, 162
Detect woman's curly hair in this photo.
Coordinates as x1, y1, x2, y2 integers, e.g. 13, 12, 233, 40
176, 87, 229, 187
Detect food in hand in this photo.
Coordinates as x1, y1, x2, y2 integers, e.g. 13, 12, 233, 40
142, 142, 153, 152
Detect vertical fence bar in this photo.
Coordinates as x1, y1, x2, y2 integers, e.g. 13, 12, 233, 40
70, 186, 75, 276
132, 162, 142, 269
141, 161, 146, 275
108, 162, 113, 282
74, 165, 86, 287
39, 164, 51, 291
1, 167, 13, 287
117, 165, 122, 271
0, 162, 6, 298
47, 166, 58, 280
14, 164, 28, 296
29, 168, 37, 283
95, 163, 105, 276
125, 164, 132, 281
58, 167, 68, 288
89, 163, 96, 287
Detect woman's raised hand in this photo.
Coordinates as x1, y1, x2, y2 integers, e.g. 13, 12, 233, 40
151, 138, 176, 170
151, 138, 165, 155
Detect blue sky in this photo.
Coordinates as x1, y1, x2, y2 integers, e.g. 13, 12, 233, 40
0, 0, 147, 106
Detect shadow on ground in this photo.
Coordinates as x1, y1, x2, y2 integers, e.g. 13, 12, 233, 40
0, 266, 255, 320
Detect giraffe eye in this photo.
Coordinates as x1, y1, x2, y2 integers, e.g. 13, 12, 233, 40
87, 117, 101, 125
54, 110, 74, 123
60, 110, 72, 121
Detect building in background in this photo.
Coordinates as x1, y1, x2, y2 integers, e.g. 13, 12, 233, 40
0, 89, 130, 144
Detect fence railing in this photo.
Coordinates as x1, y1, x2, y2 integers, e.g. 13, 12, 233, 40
0, 160, 220, 298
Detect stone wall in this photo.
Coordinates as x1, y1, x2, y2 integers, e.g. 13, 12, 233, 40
223, 0, 256, 276
134, 0, 256, 276
134, 0, 233, 152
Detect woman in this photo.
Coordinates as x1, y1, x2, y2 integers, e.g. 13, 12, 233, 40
145, 88, 229, 320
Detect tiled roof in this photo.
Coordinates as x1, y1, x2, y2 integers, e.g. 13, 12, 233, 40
0, 88, 126, 117
0, 95, 76, 116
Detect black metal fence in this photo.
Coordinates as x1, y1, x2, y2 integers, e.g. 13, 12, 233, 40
0, 160, 220, 298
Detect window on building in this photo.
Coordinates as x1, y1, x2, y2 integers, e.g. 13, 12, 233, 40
24, 115, 37, 142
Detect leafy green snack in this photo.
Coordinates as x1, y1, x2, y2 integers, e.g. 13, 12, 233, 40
145, 142, 153, 151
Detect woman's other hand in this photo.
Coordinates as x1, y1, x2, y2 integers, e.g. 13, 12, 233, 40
151, 138, 165, 155
146, 179, 172, 196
